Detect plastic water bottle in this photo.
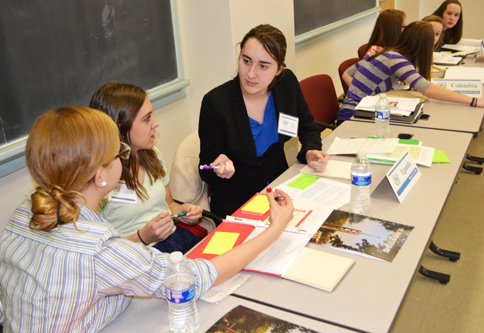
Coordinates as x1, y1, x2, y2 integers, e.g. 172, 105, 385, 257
375, 94, 390, 138
350, 152, 372, 213
164, 251, 199, 333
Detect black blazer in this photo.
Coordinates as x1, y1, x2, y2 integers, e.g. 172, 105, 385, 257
198, 69, 321, 217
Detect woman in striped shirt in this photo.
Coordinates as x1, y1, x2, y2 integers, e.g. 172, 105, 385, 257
0, 107, 293, 332
338, 21, 483, 122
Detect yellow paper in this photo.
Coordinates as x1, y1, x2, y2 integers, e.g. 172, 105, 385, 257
203, 232, 239, 255
241, 194, 270, 214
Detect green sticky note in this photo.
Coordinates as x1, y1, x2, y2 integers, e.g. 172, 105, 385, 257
287, 174, 319, 190
433, 150, 451, 163
203, 232, 239, 255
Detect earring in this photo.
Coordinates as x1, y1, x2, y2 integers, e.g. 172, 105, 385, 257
101, 181, 107, 187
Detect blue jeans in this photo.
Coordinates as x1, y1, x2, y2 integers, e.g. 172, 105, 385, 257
152, 226, 203, 254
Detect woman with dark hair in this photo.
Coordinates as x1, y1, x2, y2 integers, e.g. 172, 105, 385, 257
198, 24, 329, 218
90, 82, 206, 254
338, 21, 484, 122
0, 106, 293, 332
364, 9, 406, 57
422, 15, 444, 50
432, 0, 463, 45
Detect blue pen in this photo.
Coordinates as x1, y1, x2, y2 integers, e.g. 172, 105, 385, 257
199, 165, 220, 170
171, 211, 187, 219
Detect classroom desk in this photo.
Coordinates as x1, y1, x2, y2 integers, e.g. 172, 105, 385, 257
350, 98, 484, 136
101, 295, 353, 332
230, 121, 473, 333
350, 55, 484, 136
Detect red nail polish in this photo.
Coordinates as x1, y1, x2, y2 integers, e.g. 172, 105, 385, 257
267, 187, 272, 193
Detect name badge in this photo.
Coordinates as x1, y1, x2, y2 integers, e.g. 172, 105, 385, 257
278, 113, 298, 138
386, 152, 421, 202
108, 180, 138, 204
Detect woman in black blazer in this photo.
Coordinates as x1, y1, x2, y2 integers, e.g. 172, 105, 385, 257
199, 24, 329, 217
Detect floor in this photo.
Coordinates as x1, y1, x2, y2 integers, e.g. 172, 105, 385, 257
391, 130, 484, 332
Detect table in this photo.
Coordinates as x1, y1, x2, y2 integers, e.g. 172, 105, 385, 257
350, 55, 484, 136
101, 295, 354, 332
230, 121, 473, 333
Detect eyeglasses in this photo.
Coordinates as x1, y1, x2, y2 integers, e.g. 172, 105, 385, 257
115, 142, 131, 160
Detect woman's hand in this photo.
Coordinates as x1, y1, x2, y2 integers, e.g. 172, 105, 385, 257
178, 203, 203, 225
306, 150, 330, 172
212, 154, 235, 179
266, 188, 294, 231
137, 212, 173, 244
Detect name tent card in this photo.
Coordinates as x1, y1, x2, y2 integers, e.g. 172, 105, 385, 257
431, 78, 482, 98
386, 152, 421, 202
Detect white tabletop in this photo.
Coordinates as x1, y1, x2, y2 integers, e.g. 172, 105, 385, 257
231, 121, 473, 333
101, 295, 354, 332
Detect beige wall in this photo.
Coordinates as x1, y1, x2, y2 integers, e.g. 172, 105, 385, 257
1, 0, 482, 230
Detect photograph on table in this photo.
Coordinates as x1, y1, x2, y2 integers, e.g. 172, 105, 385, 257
311, 210, 414, 262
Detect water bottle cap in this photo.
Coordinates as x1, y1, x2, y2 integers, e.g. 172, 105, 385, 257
357, 151, 367, 157
170, 251, 184, 263
380, 94, 387, 98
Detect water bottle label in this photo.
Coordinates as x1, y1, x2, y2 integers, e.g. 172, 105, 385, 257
351, 172, 371, 186
376, 110, 390, 120
166, 284, 195, 304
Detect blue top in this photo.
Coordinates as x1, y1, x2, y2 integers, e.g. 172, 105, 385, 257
248, 91, 279, 157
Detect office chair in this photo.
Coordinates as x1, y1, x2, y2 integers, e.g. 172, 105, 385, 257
170, 131, 223, 230
358, 43, 368, 59
338, 57, 359, 97
299, 74, 338, 131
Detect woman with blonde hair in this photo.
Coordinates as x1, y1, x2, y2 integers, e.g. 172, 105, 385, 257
0, 106, 293, 332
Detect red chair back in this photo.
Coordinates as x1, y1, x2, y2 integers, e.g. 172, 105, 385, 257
299, 74, 339, 129
338, 57, 359, 95
358, 43, 368, 59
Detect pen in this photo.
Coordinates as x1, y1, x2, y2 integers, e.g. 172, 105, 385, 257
274, 196, 285, 203
199, 165, 220, 170
171, 211, 187, 219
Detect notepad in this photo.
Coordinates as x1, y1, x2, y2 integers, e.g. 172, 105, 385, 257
299, 160, 351, 180
284, 247, 354, 292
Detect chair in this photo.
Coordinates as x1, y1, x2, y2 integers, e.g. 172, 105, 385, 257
299, 74, 339, 130
170, 131, 223, 231
338, 57, 359, 96
358, 43, 368, 59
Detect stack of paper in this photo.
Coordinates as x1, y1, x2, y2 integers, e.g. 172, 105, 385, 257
355, 96, 422, 116
299, 160, 352, 180
367, 144, 435, 167
433, 52, 463, 66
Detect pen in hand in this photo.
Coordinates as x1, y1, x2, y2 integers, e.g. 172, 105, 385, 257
171, 211, 187, 219
266, 187, 285, 204
199, 165, 220, 170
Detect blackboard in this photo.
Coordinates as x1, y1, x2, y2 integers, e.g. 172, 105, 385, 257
0, 0, 178, 148
294, 0, 377, 36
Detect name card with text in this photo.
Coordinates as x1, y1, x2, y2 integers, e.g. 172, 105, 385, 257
431, 78, 482, 98
386, 152, 421, 202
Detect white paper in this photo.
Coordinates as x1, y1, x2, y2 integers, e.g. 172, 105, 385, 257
433, 52, 463, 65
201, 273, 250, 303
368, 144, 435, 168
355, 96, 421, 115
326, 137, 399, 155
442, 43, 481, 54
445, 67, 484, 82
275, 173, 351, 210
244, 229, 311, 273
300, 160, 352, 180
